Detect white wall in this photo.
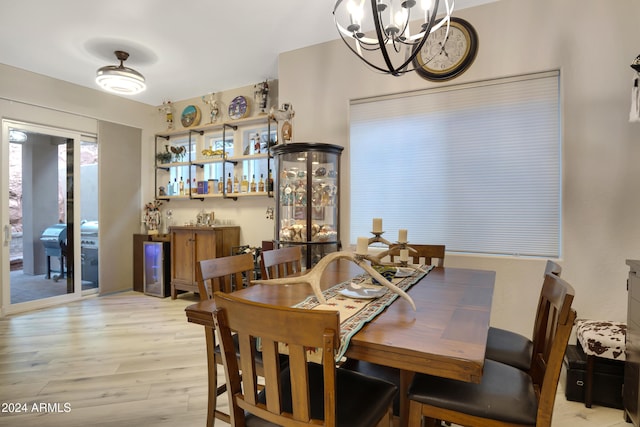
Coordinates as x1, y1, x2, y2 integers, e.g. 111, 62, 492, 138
278, 0, 640, 335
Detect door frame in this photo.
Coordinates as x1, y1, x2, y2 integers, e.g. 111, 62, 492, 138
1, 120, 85, 316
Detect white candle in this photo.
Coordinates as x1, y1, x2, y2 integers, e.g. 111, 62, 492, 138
356, 237, 369, 255
400, 249, 409, 262
398, 229, 408, 243
372, 218, 383, 233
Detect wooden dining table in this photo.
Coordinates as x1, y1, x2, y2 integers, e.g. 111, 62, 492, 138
185, 259, 495, 427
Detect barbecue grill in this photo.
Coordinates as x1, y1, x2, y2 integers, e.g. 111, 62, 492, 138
81, 220, 99, 285
40, 223, 67, 281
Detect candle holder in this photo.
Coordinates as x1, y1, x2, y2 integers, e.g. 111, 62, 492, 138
392, 241, 418, 254
367, 232, 421, 268
368, 231, 394, 247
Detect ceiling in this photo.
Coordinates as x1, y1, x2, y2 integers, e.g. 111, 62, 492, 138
0, 0, 496, 106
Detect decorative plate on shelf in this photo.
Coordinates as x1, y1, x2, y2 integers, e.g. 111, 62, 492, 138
181, 105, 201, 127
228, 96, 249, 120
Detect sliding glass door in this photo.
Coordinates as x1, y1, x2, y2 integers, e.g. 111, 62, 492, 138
1, 121, 97, 314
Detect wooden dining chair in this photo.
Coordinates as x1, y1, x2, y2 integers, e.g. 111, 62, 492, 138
212, 291, 398, 427
387, 244, 445, 267
407, 271, 576, 427
484, 260, 563, 371
197, 253, 255, 299
195, 253, 259, 426
259, 245, 303, 279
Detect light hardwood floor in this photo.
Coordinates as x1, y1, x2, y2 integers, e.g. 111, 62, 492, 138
0, 291, 630, 427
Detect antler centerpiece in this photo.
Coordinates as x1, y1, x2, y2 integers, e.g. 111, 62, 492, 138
251, 250, 416, 311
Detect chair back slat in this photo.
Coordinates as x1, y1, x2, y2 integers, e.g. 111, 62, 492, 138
213, 292, 340, 426
196, 253, 255, 300
388, 244, 445, 267
260, 245, 303, 279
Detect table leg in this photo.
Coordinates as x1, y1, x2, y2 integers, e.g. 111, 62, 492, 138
204, 327, 217, 427
399, 369, 415, 427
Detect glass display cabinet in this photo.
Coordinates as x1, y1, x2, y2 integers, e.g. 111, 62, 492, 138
272, 143, 343, 268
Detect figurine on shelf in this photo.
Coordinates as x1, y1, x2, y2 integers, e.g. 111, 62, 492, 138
202, 92, 220, 124
253, 132, 261, 154
169, 145, 186, 162
158, 100, 174, 130
268, 102, 295, 121
254, 80, 270, 114
143, 200, 163, 234
269, 103, 295, 144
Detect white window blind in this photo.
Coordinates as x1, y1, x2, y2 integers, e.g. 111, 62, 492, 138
350, 71, 561, 257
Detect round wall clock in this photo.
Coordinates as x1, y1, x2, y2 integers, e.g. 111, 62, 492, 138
413, 17, 478, 82
229, 96, 249, 120
181, 105, 201, 127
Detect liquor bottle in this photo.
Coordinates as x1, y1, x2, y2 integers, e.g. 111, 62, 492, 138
233, 175, 240, 193
167, 181, 173, 196
258, 174, 265, 192
192, 178, 197, 195
173, 178, 178, 195
268, 169, 274, 192
241, 175, 249, 193
218, 176, 223, 193
179, 177, 185, 195
250, 174, 257, 192
226, 173, 233, 193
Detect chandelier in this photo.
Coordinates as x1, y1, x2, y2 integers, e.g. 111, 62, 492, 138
96, 51, 146, 95
333, 0, 454, 76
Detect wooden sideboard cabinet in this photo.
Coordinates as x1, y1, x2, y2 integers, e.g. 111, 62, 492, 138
169, 226, 240, 299
625, 259, 640, 425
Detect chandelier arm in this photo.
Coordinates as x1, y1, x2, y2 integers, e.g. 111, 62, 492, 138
370, 0, 397, 74
337, 30, 404, 74
395, 0, 442, 73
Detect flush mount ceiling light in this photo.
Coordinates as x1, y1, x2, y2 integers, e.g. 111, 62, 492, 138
95, 50, 146, 95
333, 0, 454, 76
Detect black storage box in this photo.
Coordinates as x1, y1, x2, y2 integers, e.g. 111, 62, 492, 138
563, 343, 624, 409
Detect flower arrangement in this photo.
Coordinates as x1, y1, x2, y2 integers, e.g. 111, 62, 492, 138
143, 200, 163, 233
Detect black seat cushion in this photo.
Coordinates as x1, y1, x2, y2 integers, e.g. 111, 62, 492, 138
340, 358, 401, 415
408, 359, 537, 425
246, 362, 397, 427
484, 326, 533, 371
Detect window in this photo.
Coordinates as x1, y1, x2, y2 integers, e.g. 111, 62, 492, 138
350, 71, 561, 257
